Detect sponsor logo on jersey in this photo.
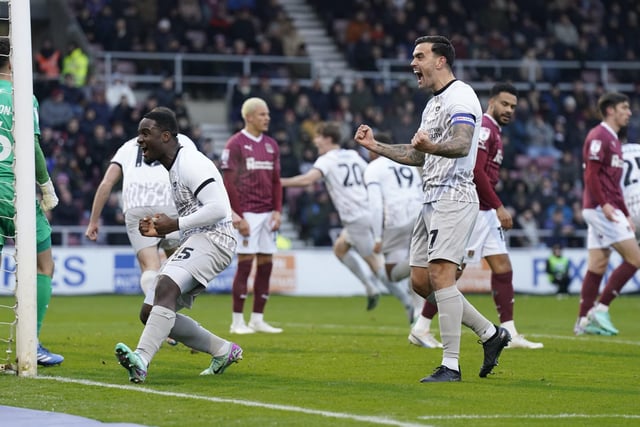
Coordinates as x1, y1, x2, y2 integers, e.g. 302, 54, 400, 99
493, 149, 503, 165
246, 157, 274, 170
611, 154, 624, 168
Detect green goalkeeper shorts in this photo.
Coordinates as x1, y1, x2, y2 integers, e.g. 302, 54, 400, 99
0, 194, 52, 252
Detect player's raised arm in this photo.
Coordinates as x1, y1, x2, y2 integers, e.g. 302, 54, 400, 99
354, 124, 425, 166
280, 167, 323, 187
411, 124, 473, 158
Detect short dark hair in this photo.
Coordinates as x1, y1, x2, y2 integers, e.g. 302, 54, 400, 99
144, 107, 179, 136
414, 35, 455, 68
0, 38, 10, 69
315, 121, 342, 144
597, 92, 629, 118
490, 82, 518, 98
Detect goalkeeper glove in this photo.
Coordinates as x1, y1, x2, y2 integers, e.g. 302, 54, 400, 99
39, 179, 59, 211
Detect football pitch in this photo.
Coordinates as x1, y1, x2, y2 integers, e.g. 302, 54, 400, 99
0, 293, 639, 427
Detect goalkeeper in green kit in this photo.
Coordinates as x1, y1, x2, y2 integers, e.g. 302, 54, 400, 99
0, 38, 63, 366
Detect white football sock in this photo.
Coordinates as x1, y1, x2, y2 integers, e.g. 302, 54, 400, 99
435, 286, 463, 365
136, 305, 175, 364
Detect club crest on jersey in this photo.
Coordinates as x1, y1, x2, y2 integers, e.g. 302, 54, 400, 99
265, 143, 274, 154
220, 149, 230, 164
478, 127, 490, 143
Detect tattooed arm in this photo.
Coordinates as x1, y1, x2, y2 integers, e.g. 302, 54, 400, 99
354, 124, 425, 166
411, 123, 474, 158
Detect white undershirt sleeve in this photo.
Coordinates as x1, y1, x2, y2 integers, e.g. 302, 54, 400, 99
178, 180, 228, 230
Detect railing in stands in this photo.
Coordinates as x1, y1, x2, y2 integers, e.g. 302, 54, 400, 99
88, 51, 640, 94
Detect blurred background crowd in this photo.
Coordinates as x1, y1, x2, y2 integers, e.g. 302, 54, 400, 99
30, 0, 640, 249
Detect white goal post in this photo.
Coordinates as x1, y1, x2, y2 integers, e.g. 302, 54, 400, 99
11, 0, 38, 377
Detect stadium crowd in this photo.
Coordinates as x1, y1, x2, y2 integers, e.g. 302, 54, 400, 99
32, 0, 640, 249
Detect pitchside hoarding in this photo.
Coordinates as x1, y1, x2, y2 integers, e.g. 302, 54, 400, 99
0, 247, 638, 296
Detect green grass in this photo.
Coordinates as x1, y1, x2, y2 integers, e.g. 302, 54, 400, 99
1, 293, 639, 426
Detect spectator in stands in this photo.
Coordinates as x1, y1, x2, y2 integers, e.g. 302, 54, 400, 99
327, 78, 347, 112
100, 193, 128, 245
34, 38, 61, 96
85, 88, 111, 128
50, 187, 81, 227
152, 75, 177, 109
229, 75, 252, 124
61, 41, 89, 87
292, 93, 314, 122
546, 244, 571, 297
252, 75, 277, 107
110, 100, 137, 135
349, 77, 374, 116
345, 10, 370, 46
553, 14, 580, 48
229, 7, 259, 51
350, 31, 377, 71
279, 16, 304, 58
525, 111, 561, 159
106, 73, 137, 109
93, 4, 116, 49
514, 206, 541, 248
557, 150, 582, 190
300, 189, 334, 246
278, 137, 300, 178
85, 124, 113, 168
79, 107, 102, 137
39, 89, 75, 131
110, 17, 135, 51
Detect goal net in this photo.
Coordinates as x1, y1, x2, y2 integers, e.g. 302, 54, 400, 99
0, 0, 39, 377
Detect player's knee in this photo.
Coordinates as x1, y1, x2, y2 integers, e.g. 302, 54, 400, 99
154, 277, 181, 306
36, 254, 55, 277
140, 270, 158, 295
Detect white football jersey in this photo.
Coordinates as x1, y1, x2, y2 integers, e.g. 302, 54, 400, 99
419, 79, 481, 203
364, 156, 423, 228
110, 134, 197, 213
621, 143, 640, 223
313, 148, 369, 223
169, 146, 232, 238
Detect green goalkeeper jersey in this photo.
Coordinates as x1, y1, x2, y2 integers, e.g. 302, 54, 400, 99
0, 79, 41, 181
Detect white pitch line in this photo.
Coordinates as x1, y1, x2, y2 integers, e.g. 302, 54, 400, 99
284, 323, 640, 346
419, 413, 640, 420
38, 376, 432, 427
